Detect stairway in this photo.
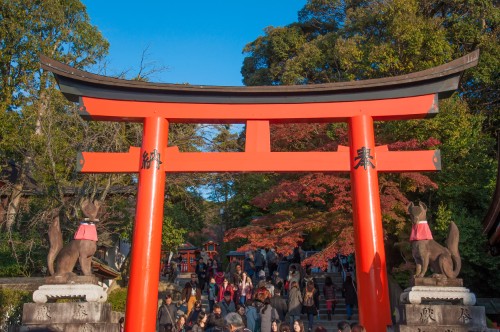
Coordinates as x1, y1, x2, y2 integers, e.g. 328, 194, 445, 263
173, 272, 358, 332
303, 272, 359, 331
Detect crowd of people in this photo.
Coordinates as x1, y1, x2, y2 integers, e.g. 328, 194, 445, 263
157, 248, 362, 332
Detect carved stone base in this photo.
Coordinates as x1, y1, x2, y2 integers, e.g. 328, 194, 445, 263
394, 304, 486, 327
411, 277, 464, 287
400, 286, 476, 305
20, 323, 120, 331
33, 284, 107, 303
45, 275, 99, 285
22, 303, 121, 332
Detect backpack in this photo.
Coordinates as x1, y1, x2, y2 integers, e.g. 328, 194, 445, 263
303, 290, 314, 307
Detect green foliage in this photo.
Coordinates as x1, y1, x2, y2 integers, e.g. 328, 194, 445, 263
162, 216, 187, 252
0, 289, 31, 328
0, 229, 47, 277
435, 205, 500, 297
107, 288, 128, 313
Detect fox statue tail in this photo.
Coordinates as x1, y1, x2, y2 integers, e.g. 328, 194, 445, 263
47, 213, 63, 276
443, 221, 461, 278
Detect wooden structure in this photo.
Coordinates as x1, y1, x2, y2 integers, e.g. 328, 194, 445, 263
41, 50, 478, 332
177, 242, 199, 273
226, 250, 245, 268
203, 240, 219, 260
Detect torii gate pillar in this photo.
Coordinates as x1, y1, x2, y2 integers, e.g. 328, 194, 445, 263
126, 117, 169, 332
349, 115, 391, 327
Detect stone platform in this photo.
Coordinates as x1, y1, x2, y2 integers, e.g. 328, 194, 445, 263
394, 304, 487, 330
21, 302, 121, 332
33, 284, 107, 303
394, 278, 495, 332
400, 286, 476, 305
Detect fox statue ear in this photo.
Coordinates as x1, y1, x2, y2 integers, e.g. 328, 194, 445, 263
408, 202, 415, 212
418, 201, 427, 210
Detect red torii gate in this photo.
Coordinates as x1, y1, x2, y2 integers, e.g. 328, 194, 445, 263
41, 50, 478, 332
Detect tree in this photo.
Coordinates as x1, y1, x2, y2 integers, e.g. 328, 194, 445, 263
0, 0, 211, 277
0, 0, 109, 233
233, 0, 499, 296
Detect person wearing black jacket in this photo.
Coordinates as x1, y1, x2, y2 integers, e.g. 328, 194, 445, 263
206, 303, 225, 332
158, 294, 178, 332
269, 288, 288, 322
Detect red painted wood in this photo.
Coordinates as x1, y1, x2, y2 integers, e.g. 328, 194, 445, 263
348, 115, 392, 331
78, 149, 440, 173
245, 120, 271, 152
124, 117, 168, 332
80, 94, 437, 123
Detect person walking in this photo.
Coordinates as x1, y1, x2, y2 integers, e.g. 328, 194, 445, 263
206, 304, 225, 332
220, 291, 237, 317
254, 249, 266, 275
218, 278, 235, 303
301, 281, 319, 332
292, 319, 305, 332
158, 294, 178, 332
207, 277, 219, 313
271, 319, 280, 332
337, 321, 351, 332
174, 315, 187, 332
244, 252, 256, 280
258, 298, 279, 332
238, 272, 253, 305
287, 281, 302, 325
270, 288, 287, 322
182, 274, 202, 317
322, 276, 337, 321
195, 258, 208, 292
342, 274, 357, 321
187, 301, 204, 330
266, 248, 278, 276
236, 304, 248, 328
224, 312, 252, 332
244, 299, 259, 332
191, 311, 208, 332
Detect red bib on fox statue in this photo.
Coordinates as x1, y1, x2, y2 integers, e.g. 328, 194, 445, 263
410, 221, 433, 241
74, 222, 98, 241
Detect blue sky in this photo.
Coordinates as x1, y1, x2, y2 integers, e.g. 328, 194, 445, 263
83, 1, 306, 86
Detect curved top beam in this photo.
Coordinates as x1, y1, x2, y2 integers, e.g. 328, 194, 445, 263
40, 50, 478, 104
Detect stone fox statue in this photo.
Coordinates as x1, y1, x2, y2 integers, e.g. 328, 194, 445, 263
47, 199, 100, 279
408, 202, 461, 278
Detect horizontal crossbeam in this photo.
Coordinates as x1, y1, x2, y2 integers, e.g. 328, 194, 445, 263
79, 94, 438, 123
77, 146, 440, 173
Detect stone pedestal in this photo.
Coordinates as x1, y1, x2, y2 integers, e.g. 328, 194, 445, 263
21, 302, 121, 332
400, 286, 476, 305
394, 278, 495, 332
394, 304, 489, 331
33, 284, 107, 303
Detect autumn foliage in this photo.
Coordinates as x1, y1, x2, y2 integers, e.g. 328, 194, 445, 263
224, 124, 440, 270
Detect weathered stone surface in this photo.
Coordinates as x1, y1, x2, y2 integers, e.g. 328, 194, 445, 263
22, 303, 113, 324
394, 304, 486, 327
400, 286, 476, 305
411, 277, 464, 287
19, 323, 119, 331
395, 325, 493, 332
32, 284, 107, 303
45, 275, 99, 285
